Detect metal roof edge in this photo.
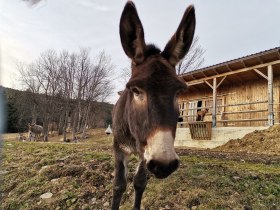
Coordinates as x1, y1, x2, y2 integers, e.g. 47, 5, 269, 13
180, 47, 280, 77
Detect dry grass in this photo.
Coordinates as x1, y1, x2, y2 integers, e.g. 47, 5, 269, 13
1, 129, 280, 210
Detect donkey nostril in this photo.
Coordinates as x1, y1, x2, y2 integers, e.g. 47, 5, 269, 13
147, 159, 180, 179
170, 159, 179, 172
147, 160, 156, 173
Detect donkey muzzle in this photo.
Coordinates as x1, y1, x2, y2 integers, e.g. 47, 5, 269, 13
144, 130, 179, 179
147, 159, 179, 179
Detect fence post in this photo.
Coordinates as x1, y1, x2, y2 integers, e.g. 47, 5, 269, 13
268, 65, 274, 126
212, 78, 217, 127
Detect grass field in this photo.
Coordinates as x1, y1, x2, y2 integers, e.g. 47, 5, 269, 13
1, 129, 280, 210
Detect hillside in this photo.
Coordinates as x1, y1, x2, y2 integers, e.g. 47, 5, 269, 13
1, 86, 113, 133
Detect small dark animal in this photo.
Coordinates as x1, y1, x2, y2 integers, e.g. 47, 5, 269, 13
196, 109, 209, 121
28, 123, 43, 141
111, 2, 195, 209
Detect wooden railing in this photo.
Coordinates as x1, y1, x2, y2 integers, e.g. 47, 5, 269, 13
178, 100, 280, 126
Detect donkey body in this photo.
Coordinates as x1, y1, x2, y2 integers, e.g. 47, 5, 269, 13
112, 2, 196, 209
28, 123, 43, 141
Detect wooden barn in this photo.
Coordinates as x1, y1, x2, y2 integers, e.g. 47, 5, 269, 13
175, 47, 280, 148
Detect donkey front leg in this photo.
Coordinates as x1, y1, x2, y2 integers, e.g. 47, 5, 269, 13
112, 154, 128, 210
133, 161, 147, 210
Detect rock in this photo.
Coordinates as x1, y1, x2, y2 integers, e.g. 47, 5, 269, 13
91, 197, 97, 204
165, 205, 171, 209
51, 178, 59, 183
82, 204, 89, 210
39, 165, 50, 173
103, 201, 110, 207
0, 170, 9, 175
40, 192, 53, 199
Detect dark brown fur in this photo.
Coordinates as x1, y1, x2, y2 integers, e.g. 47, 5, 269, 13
196, 109, 209, 121
112, 2, 196, 209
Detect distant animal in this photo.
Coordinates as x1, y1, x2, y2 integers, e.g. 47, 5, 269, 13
28, 123, 43, 141
196, 109, 209, 121
112, 2, 195, 209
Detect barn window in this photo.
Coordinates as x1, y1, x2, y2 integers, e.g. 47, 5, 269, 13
197, 100, 202, 112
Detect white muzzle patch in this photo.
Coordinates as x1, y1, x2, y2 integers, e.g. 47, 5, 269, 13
144, 130, 178, 164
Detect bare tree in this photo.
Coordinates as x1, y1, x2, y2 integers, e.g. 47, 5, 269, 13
59, 50, 77, 141
119, 36, 205, 81
176, 36, 205, 75
80, 51, 114, 138
18, 48, 114, 142
18, 50, 62, 141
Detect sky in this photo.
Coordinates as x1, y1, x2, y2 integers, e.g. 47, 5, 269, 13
1, 0, 280, 103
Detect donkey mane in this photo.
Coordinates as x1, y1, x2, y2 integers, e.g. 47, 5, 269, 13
143, 44, 161, 58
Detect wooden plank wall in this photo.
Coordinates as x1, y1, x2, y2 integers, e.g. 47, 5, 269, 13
178, 75, 280, 127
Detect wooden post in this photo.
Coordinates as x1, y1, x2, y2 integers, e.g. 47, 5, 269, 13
212, 78, 217, 127
268, 65, 274, 126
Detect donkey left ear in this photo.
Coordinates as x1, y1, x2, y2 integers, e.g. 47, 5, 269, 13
161, 5, 196, 67
119, 1, 146, 65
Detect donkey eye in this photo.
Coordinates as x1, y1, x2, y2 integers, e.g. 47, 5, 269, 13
131, 87, 141, 96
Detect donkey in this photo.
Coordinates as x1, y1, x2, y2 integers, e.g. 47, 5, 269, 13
196, 109, 209, 121
28, 123, 43, 141
111, 2, 196, 209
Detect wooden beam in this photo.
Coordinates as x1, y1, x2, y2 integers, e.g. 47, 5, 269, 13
186, 60, 280, 86
276, 50, 280, 59
257, 56, 264, 64
222, 109, 268, 114
217, 76, 227, 89
268, 65, 274, 126
213, 68, 219, 75
218, 100, 268, 107
217, 118, 267, 123
254, 69, 268, 80
204, 80, 213, 89
212, 78, 217, 127
226, 64, 233, 71
187, 81, 204, 86
241, 60, 247, 68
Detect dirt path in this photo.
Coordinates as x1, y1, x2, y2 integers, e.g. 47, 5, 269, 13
176, 148, 280, 164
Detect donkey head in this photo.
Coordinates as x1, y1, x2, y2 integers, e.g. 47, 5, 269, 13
120, 2, 195, 179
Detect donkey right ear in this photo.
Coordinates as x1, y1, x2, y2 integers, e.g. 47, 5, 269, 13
162, 5, 196, 67
119, 1, 146, 65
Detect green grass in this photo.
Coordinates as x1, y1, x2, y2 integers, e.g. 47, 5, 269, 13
1, 132, 280, 210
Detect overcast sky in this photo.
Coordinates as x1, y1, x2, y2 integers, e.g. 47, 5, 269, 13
1, 0, 280, 103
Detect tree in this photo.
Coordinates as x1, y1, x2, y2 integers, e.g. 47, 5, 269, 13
120, 36, 205, 82
176, 36, 205, 75
18, 48, 114, 141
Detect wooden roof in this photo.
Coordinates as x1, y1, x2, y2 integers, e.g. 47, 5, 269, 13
180, 47, 280, 90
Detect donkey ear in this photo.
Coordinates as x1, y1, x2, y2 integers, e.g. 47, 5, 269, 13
119, 1, 146, 65
162, 5, 196, 67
